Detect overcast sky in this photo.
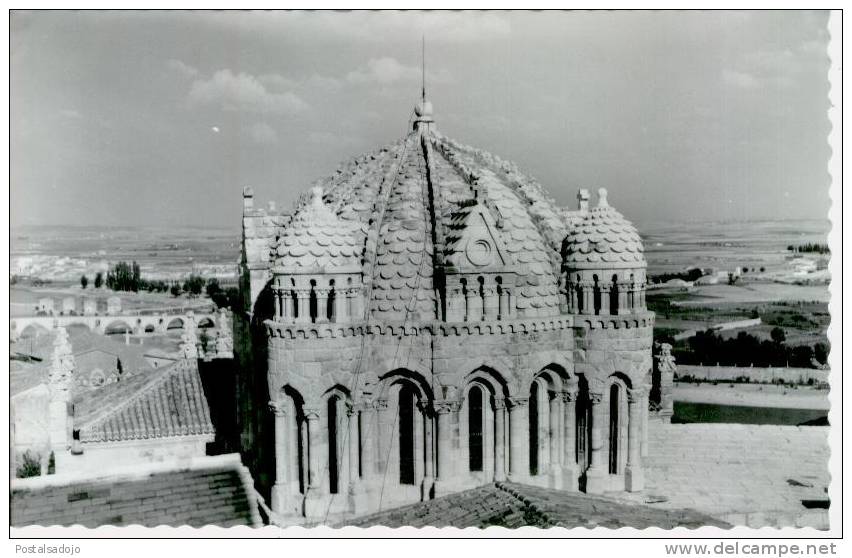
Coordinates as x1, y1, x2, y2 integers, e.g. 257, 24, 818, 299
11, 10, 831, 230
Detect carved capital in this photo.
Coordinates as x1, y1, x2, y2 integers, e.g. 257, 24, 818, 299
303, 407, 321, 421
433, 400, 460, 414
627, 387, 647, 403
268, 400, 288, 416
493, 398, 507, 411
373, 399, 389, 411
561, 391, 577, 403
508, 396, 529, 409
589, 392, 604, 405
416, 400, 434, 416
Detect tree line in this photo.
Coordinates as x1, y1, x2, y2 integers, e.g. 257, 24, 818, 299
79, 261, 239, 309
665, 328, 828, 369
787, 243, 830, 255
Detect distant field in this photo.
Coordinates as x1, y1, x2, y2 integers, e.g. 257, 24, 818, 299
639, 219, 830, 277
666, 283, 829, 306
648, 282, 829, 348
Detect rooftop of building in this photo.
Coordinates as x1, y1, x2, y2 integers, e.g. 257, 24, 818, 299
343, 482, 728, 529
11, 328, 154, 398
10, 454, 260, 528
73, 358, 214, 444
245, 99, 645, 321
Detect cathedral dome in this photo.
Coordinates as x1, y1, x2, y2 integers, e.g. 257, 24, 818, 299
562, 188, 645, 270
273, 121, 575, 321
274, 186, 366, 273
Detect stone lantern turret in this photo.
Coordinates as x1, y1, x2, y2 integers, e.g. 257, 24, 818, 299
272, 186, 367, 325
561, 188, 647, 316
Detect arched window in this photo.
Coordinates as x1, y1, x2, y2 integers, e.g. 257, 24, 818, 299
468, 385, 484, 472
529, 382, 540, 476
576, 274, 584, 314
327, 395, 340, 494
477, 276, 485, 320
327, 280, 336, 322
593, 275, 601, 315
460, 278, 468, 321
575, 376, 592, 475
309, 280, 318, 323
495, 276, 503, 320
398, 385, 416, 485
291, 290, 299, 319
608, 384, 620, 475
610, 274, 619, 315
628, 273, 635, 309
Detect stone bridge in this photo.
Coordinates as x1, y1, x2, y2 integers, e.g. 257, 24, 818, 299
10, 312, 219, 341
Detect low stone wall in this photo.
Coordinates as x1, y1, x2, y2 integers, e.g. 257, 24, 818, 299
63, 435, 212, 476
676, 364, 829, 385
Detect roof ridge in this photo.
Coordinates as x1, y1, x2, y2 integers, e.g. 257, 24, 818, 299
75, 360, 187, 431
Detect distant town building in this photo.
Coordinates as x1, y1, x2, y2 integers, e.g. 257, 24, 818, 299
106, 296, 122, 315
36, 297, 54, 315
61, 296, 76, 315
82, 297, 97, 316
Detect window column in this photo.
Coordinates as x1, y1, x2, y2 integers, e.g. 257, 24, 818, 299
549, 390, 562, 485
561, 381, 579, 491
625, 387, 645, 492
434, 400, 459, 495
584, 392, 608, 493
269, 400, 291, 513
494, 398, 507, 481
508, 396, 529, 481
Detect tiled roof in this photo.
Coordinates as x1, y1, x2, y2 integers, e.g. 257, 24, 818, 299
73, 359, 214, 444
368, 136, 436, 321
345, 482, 728, 529
270, 126, 604, 319
563, 189, 645, 269
10, 454, 260, 528
275, 186, 366, 272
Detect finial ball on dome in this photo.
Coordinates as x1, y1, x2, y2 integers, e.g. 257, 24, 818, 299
415, 99, 433, 117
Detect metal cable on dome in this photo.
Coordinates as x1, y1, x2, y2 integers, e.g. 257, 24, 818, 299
320, 133, 414, 522
376, 130, 432, 511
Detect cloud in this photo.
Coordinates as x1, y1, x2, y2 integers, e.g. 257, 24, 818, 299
347, 57, 420, 84
722, 69, 760, 90
346, 57, 450, 86
60, 109, 82, 119
308, 130, 359, 147
166, 58, 199, 78
249, 122, 278, 144
193, 11, 511, 44
187, 69, 308, 115
304, 73, 342, 91
258, 73, 298, 91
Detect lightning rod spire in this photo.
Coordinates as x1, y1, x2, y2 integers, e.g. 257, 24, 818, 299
421, 35, 426, 103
